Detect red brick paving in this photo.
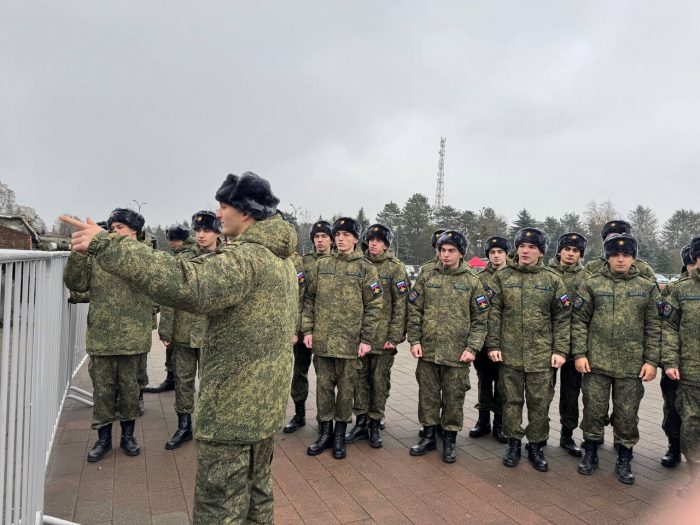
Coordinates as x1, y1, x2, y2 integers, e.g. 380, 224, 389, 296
45, 335, 694, 524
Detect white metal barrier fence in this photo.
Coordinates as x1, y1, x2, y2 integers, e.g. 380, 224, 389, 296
0, 250, 89, 525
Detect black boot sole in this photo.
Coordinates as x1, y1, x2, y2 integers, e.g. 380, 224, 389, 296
469, 427, 491, 438
120, 445, 140, 457
86, 445, 111, 463
307, 443, 333, 456
503, 457, 520, 467
165, 433, 193, 450
529, 460, 548, 472
442, 454, 456, 463
661, 458, 680, 468
409, 443, 437, 456
561, 442, 583, 457
577, 464, 597, 475
283, 421, 305, 434
332, 449, 346, 459
617, 474, 635, 485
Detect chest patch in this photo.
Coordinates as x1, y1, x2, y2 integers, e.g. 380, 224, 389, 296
297, 271, 305, 285
573, 294, 587, 310
475, 295, 490, 311
560, 293, 571, 308
370, 281, 383, 298
395, 280, 408, 295
408, 289, 420, 303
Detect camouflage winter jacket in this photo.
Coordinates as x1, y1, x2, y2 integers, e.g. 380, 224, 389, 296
485, 258, 571, 372
158, 239, 195, 339
586, 255, 655, 280
292, 253, 305, 333
419, 255, 440, 275
571, 264, 662, 379
365, 250, 410, 352
408, 262, 490, 367
660, 269, 700, 388
85, 215, 298, 444
302, 248, 382, 358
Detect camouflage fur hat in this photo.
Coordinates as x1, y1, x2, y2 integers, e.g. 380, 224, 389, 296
107, 208, 145, 234
192, 210, 221, 233
601, 219, 631, 239
332, 217, 361, 239
431, 228, 447, 248
309, 220, 333, 241
557, 232, 587, 257
215, 172, 279, 219
437, 230, 468, 255
690, 236, 700, 262
681, 244, 693, 267
484, 236, 510, 257
604, 233, 637, 259
514, 227, 548, 254
363, 223, 394, 247
165, 223, 190, 241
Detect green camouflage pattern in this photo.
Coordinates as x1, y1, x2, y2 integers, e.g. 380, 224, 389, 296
193, 437, 275, 524
498, 365, 552, 442
571, 264, 662, 378
292, 253, 305, 333
484, 258, 571, 372
174, 344, 200, 414
407, 262, 490, 366
677, 384, 700, 462
87, 215, 298, 444
67, 290, 90, 303
580, 373, 644, 448
88, 355, 142, 429
416, 359, 470, 431
353, 353, 395, 419
314, 355, 358, 422
138, 353, 148, 389
547, 258, 592, 299
419, 255, 440, 275
302, 248, 382, 357
585, 255, 655, 280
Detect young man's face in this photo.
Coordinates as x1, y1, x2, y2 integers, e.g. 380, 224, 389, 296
168, 239, 184, 250
217, 203, 248, 237
488, 247, 507, 268
688, 262, 697, 273
110, 222, 137, 240
517, 242, 541, 267
608, 253, 635, 273
559, 246, 581, 266
439, 244, 461, 269
368, 237, 388, 257
195, 228, 219, 252
334, 231, 356, 254
313, 233, 332, 254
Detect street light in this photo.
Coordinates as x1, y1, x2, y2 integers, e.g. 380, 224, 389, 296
132, 200, 147, 213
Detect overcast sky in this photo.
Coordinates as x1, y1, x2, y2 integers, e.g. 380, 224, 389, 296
2, 1, 699, 230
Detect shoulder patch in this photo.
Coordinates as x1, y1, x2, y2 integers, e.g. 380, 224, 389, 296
573, 294, 587, 310
370, 281, 383, 298
408, 289, 420, 303
658, 301, 682, 330
475, 295, 490, 312
395, 280, 409, 295
560, 293, 571, 308
297, 271, 305, 285
484, 285, 496, 299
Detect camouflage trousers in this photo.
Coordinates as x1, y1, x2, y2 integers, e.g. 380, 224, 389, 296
290, 340, 312, 403
138, 353, 148, 390
165, 342, 174, 373
174, 344, 200, 414
498, 365, 553, 443
416, 359, 470, 432
193, 438, 274, 525
677, 384, 700, 463
661, 375, 681, 440
581, 373, 644, 448
353, 352, 395, 420
88, 354, 143, 429
473, 349, 501, 414
551, 358, 582, 431
314, 355, 358, 423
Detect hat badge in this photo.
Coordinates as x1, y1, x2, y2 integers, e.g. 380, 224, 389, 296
373, 227, 378, 231
340, 220, 345, 224
526, 232, 532, 237
618, 240, 625, 246
571, 235, 577, 239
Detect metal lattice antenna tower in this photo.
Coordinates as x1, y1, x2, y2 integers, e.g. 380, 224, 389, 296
434, 137, 446, 209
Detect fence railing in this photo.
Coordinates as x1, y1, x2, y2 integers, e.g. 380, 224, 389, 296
0, 250, 89, 525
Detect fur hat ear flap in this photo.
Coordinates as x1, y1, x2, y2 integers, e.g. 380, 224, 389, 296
215, 172, 279, 219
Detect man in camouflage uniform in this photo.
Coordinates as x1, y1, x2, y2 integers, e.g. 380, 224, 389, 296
663, 236, 700, 497
408, 230, 489, 463
143, 223, 194, 394
547, 232, 592, 457
419, 228, 446, 274
470, 235, 510, 444
62, 172, 297, 524
63, 208, 151, 462
485, 227, 571, 472
158, 211, 221, 450
572, 233, 662, 485
346, 223, 409, 448
302, 217, 382, 459
585, 220, 655, 279
284, 220, 334, 433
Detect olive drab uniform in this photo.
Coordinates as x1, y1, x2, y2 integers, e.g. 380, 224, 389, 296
302, 248, 382, 424
353, 250, 409, 422
407, 262, 489, 431
571, 265, 662, 449
547, 257, 592, 433
84, 215, 298, 524
485, 258, 571, 444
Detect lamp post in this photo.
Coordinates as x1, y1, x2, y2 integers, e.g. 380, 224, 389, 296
132, 200, 147, 214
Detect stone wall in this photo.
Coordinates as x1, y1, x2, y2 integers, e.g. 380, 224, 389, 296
0, 181, 47, 234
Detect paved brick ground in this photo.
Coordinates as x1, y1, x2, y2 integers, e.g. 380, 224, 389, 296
45, 336, 693, 524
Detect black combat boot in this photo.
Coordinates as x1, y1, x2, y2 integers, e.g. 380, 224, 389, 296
283, 402, 306, 434
442, 431, 458, 463
469, 410, 491, 438
87, 424, 112, 462
379, 417, 386, 430
119, 420, 140, 456
577, 440, 599, 475
165, 413, 193, 450
419, 424, 443, 438
345, 414, 369, 443
560, 426, 582, 457
368, 418, 383, 449
307, 421, 334, 456
139, 390, 145, 416
492, 413, 507, 444
503, 438, 522, 467
410, 426, 437, 456
661, 437, 681, 468
143, 371, 175, 393
615, 445, 635, 485
527, 441, 549, 472
333, 422, 348, 459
